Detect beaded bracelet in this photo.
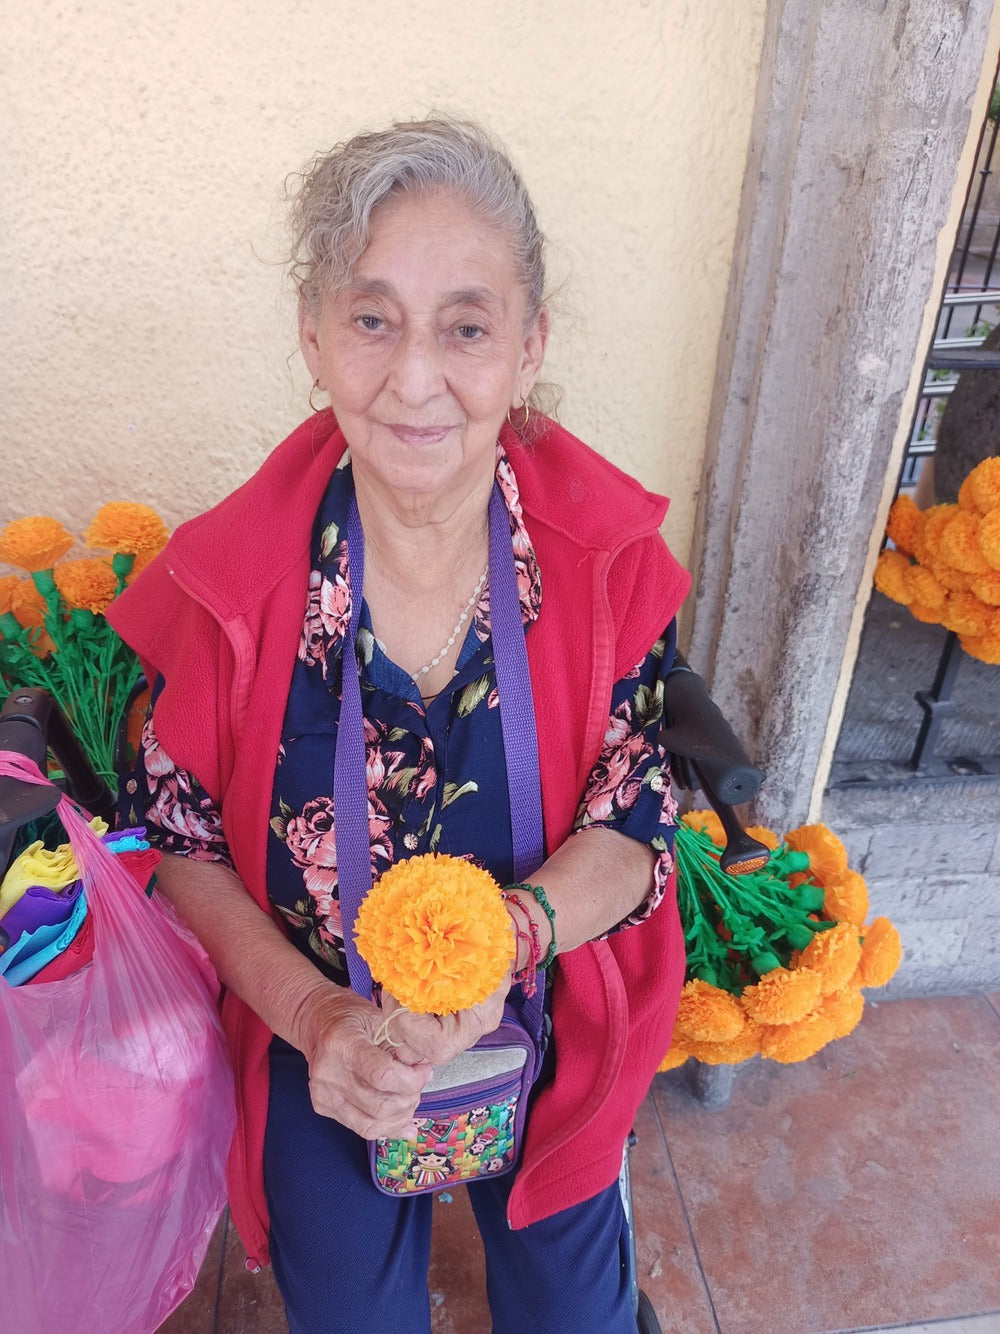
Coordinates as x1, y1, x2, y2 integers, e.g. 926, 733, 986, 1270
502, 891, 542, 996
504, 881, 557, 969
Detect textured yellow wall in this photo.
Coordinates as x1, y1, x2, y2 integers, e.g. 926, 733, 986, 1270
2, 1, 766, 568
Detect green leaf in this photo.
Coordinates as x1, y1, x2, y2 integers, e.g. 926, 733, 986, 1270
633, 681, 664, 731
441, 780, 478, 808
429, 823, 442, 850
456, 674, 492, 717
279, 798, 295, 819
269, 816, 287, 840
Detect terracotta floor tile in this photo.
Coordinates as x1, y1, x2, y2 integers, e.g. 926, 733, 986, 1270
629, 1091, 720, 1334
429, 1188, 491, 1333
654, 995, 1000, 1334
158, 1208, 228, 1334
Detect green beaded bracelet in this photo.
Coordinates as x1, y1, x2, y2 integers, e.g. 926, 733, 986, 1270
506, 881, 557, 968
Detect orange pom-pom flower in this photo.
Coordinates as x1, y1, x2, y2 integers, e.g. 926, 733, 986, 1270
741, 965, 822, 1026
673, 978, 746, 1044
0, 516, 74, 572
886, 494, 921, 556
681, 809, 726, 846
857, 917, 902, 988
957, 456, 1000, 516
873, 549, 911, 603
760, 1011, 836, 1063
784, 823, 848, 887
821, 869, 869, 926
939, 511, 992, 575
959, 632, 1000, 664
85, 502, 169, 557
912, 505, 952, 565
819, 986, 865, 1041
978, 508, 1000, 571
54, 558, 119, 614
354, 853, 515, 1014
797, 921, 863, 996
657, 1045, 691, 1073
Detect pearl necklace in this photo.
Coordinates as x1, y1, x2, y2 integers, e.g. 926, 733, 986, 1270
414, 565, 488, 681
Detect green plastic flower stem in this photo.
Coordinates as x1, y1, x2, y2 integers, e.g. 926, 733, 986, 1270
112, 552, 135, 579
30, 569, 57, 598
0, 611, 23, 639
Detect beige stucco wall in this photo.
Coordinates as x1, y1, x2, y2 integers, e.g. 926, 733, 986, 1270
2, 1, 765, 570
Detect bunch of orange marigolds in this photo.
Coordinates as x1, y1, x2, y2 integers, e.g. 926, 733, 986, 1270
874, 456, 1000, 664
661, 811, 902, 1070
0, 504, 169, 781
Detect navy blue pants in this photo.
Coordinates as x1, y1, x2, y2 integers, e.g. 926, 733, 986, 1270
264, 1041, 637, 1334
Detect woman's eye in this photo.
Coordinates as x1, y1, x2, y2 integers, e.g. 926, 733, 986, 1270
357, 314, 383, 332
456, 324, 484, 340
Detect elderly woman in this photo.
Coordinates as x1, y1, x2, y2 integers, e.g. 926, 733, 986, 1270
110, 117, 689, 1334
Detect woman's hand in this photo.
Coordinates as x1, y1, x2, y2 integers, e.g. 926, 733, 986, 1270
378, 970, 511, 1068
291, 982, 434, 1139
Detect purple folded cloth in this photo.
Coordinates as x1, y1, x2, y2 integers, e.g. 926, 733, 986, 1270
0, 878, 83, 944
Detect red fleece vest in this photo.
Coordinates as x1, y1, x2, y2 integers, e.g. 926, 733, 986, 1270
109, 412, 690, 1264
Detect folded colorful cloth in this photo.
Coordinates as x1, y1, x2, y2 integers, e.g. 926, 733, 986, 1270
0, 878, 83, 944
0, 890, 89, 986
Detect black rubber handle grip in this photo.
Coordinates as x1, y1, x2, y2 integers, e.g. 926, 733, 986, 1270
660, 658, 765, 807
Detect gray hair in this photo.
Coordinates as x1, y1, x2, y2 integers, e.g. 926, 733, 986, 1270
287, 115, 547, 327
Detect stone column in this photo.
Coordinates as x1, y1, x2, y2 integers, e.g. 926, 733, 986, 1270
686, 0, 998, 828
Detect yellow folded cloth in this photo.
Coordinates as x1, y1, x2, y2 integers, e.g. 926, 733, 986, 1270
0, 817, 108, 920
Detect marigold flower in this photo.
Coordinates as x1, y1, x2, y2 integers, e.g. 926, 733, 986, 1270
125, 547, 159, 583
0, 516, 74, 572
744, 824, 780, 850
873, 549, 910, 603
85, 502, 169, 556
957, 456, 1000, 516
681, 809, 726, 846
819, 986, 865, 1041
688, 1022, 764, 1066
885, 494, 921, 557
906, 602, 941, 624
969, 571, 1000, 607
939, 511, 992, 574
760, 1011, 836, 1063
930, 560, 973, 593
741, 965, 822, 1026
959, 631, 1000, 664
797, 922, 863, 996
657, 1044, 690, 1073
902, 564, 946, 609
912, 504, 952, 565
857, 917, 902, 988
784, 823, 848, 887
10, 581, 55, 656
940, 591, 991, 638
979, 508, 1000, 571
673, 978, 746, 1044
821, 869, 869, 926
354, 852, 515, 1014
0, 575, 20, 616
54, 558, 119, 614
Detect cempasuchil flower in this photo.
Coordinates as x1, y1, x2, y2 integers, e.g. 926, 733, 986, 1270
912, 505, 952, 565
657, 1044, 691, 1073
873, 549, 910, 603
939, 511, 992, 575
0, 516, 74, 572
797, 921, 862, 996
54, 558, 119, 614
85, 502, 169, 556
957, 456, 1000, 516
681, 809, 726, 846
885, 494, 921, 557
673, 978, 746, 1044
688, 1021, 764, 1066
959, 632, 1000, 664
354, 852, 515, 1014
857, 917, 902, 988
819, 986, 865, 1040
760, 1011, 836, 1064
821, 869, 869, 927
741, 965, 822, 1025
978, 508, 1000, 571
784, 823, 848, 887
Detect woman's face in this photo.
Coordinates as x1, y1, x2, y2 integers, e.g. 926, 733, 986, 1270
299, 189, 547, 517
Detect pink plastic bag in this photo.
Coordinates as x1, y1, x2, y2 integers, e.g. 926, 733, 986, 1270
0, 754, 235, 1333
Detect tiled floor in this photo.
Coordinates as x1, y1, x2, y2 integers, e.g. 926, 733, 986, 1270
160, 993, 1000, 1334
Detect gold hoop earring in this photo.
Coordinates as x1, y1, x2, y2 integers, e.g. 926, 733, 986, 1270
308, 379, 324, 413
507, 401, 530, 432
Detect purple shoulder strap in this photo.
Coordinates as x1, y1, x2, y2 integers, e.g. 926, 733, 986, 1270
334, 485, 546, 1029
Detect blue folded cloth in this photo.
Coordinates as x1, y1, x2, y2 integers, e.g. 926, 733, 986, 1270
0, 890, 89, 986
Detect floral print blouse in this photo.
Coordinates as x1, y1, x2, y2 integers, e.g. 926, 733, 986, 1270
139, 447, 679, 984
